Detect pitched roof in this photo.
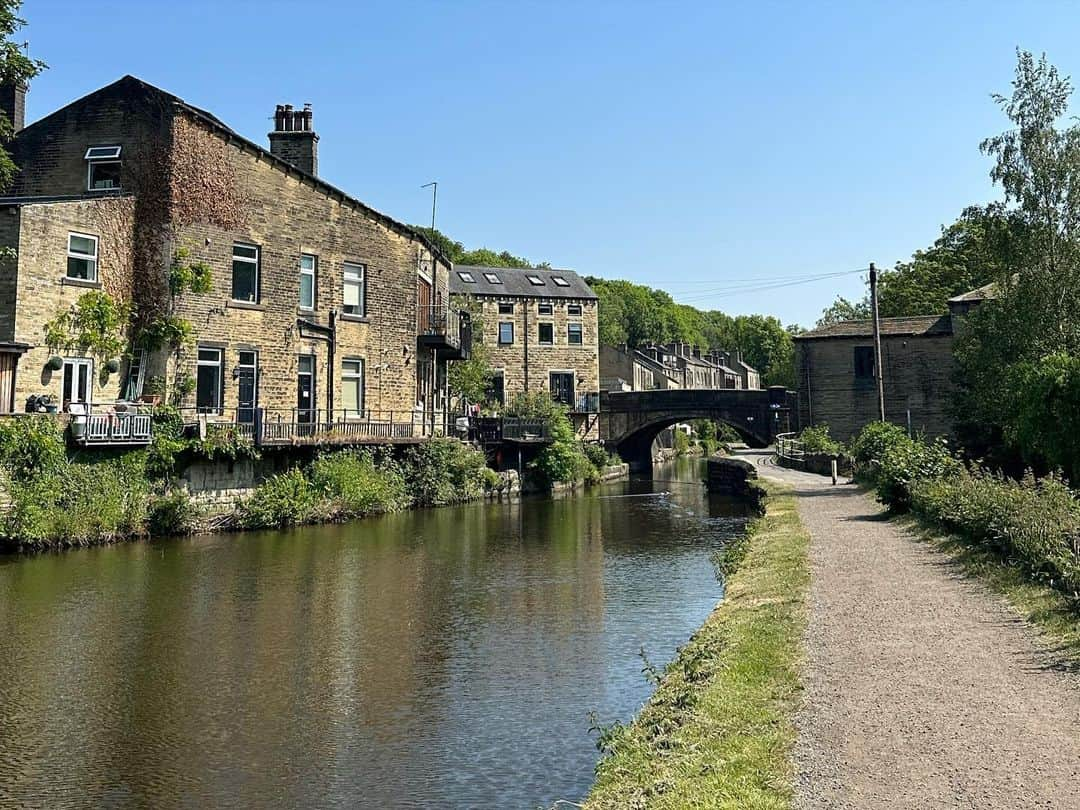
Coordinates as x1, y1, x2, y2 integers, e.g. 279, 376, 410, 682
794, 314, 953, 340
450, 265, 598, 299
14, 75, 448, 265
948, 280, 999, 303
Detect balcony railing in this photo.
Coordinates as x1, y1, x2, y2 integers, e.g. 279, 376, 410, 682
418, 306, 471, 359
180, 408, 437, 447
467, 416, 552, 443
73, 406, 153, 445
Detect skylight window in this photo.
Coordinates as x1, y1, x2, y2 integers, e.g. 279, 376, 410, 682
551, 276, 571, 287
484, 272, 502, 284
526, 274, 545, 286
457, 271, 476, 283
85, 145, 121, 160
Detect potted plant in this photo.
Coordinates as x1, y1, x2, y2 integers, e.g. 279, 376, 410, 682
140, 375, 165, 405
39, 394, 57, 414
46, 355, 63, 371
105, 358, 120, 374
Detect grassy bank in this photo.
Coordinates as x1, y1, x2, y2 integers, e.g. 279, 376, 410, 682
584, 483, 809, 810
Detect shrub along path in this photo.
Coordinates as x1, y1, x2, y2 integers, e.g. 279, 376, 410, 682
749, 453, 1080, 809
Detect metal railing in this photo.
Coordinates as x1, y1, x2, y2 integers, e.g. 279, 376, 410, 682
775, 431, 804, 463
77, 407, 153, 445
467, 416, 551, 443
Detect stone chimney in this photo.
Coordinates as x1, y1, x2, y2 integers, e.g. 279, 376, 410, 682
269, 102, 318, 176
0, 81, 27, 134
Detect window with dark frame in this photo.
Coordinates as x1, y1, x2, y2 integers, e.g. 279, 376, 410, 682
196, 347, 224, 414
85, 145, 122, 191
498, 322, 514, 344
483, 272, 502, 284
567, 303, 582, 316
854, 346, 875, 379
538, 322, 554, 344
498, 302, 514, 315
567, 323, 583, 345
231, 243, 260, 302
538, 303, 553, 315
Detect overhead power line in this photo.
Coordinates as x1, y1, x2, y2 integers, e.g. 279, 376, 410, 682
672, 268, 866, 304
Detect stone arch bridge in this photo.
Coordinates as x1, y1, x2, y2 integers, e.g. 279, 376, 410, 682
599, 388, 797, 471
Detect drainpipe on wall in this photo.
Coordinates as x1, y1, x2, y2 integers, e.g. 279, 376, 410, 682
523, 301, 530, 392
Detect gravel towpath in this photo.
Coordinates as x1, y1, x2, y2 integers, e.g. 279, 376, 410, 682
744, 452, 1080, 809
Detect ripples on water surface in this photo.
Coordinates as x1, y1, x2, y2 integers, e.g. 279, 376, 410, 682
0, 457, 751, 808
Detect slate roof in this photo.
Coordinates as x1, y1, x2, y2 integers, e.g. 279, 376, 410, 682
794, 314, 953, 340
450, 265, 598, 299
948, 280, 999, 303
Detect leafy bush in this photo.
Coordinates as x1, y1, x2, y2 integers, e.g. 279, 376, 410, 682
797, 424, 844, 456
910, 469, 1080, 599
309, 449, 409, 518
3, 457, 150, 549
874, 435, 962, 510
849, 421, 908, 470
146, 406, 188, 480
584, 443, 610, 470
405, 438, 494, 506
239, 468, 317, 529
716, 422, 742, 445
147, 490, 197, 536
532, 409, 591, 486
673, 429, 691, 455
0, 415, 67, 480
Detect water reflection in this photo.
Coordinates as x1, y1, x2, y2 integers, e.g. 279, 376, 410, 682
0, 458, 750, 809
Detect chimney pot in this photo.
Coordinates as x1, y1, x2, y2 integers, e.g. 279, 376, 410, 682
268, 100, 319, 176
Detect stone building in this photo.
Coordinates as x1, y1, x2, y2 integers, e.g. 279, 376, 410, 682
0, 75, 462, 431
599, 344, 681, 392
605, 342, 758, 392
794, 314, 958, 442
449, 264, 599, 433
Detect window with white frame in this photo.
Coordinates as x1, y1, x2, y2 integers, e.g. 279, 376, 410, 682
299, 253, 316, 309
344, 262, 365, 315
231, 243, 260, 302
66, 233, 98, 281
551, 276, 570, 287
342, 358, 364, 418
457, 271, 476, 283
567, 322, 583, 345
85, 145, 121, 191
483, 272, 502, 284
526, 274, 545, 286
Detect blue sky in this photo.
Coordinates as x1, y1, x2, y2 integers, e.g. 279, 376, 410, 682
20, 1, 1080, 326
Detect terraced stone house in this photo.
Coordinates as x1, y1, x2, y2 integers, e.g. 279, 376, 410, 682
0, 75, 464, 441
449, 264, 600, 437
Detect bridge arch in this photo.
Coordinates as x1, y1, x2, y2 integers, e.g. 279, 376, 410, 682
599, 388, 796, 472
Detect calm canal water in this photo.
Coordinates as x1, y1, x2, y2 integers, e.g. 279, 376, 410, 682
0, 457, 751, 809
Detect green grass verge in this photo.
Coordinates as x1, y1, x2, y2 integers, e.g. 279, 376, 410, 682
583, 482, 809, 810
899, 514, 1080, 666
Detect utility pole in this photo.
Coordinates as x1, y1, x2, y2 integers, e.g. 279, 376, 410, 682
421, 181, 437, 232
869, 262, 885, 421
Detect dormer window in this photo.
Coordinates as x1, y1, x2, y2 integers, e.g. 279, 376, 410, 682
85, 145, 122, 191
526, 274, 545, 286
483, 272, 502, 284
457, 271, 476, 283
551, 276, 570, 287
